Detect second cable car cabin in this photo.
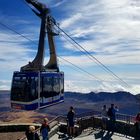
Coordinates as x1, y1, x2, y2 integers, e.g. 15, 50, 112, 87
11, 0, 64, 110
11, 71, 64, 110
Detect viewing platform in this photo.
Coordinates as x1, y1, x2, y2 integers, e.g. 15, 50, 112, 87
0, 111, 139, 140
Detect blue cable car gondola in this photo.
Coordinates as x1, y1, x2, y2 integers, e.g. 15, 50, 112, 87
11, 71, 64, 110
10, 0, 64, 110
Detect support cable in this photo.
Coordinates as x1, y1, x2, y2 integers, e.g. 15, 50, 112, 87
0, 20, 136, 93
55, 24, 131, 88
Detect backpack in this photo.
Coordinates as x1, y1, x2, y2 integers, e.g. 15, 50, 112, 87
107, 108, 113, 117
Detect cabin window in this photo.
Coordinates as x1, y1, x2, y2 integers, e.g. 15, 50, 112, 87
53, 77, 60, 93
11, 76, 38, 102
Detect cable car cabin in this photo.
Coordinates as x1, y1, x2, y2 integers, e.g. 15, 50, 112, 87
11, 71, 64, 110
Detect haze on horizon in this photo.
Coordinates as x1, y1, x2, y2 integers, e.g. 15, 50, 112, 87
0, 0, 140, 95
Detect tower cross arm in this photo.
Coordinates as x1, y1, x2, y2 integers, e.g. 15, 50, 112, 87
25, 0, 49, 14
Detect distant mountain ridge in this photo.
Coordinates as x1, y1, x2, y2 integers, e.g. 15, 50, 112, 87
0, 90, 139, 115
0, 90, 138, 103
0, 90, 139, 104
65, 91, 138, 103
0, 90, 10, 94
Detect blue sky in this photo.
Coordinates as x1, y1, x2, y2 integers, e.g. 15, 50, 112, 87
0, 0, 140, 94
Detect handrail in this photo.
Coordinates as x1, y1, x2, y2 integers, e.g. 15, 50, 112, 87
19, 116, 62, 140
116, 113, 135, 124
76, 110, 100, 119
18, 111, 136, 140
75, 110, 135, 123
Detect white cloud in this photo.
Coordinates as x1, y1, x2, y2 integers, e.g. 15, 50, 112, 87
65, 80, 92, 93
0, 32, 36, 69
96, 82, 127, 92
57, 0, 140, 68
64, 79, 130, 94
0, 0, 140, 94
60, 13, 82, 29
130, 85, 140, 95
41, 0, 66, 8
0, 80, 11, 90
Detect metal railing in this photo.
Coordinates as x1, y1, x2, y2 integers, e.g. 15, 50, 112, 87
19, 116, 62, 140
75, 110, 135, 124
116, 113, 135, 124
75, 112, 137, 138
18, 111, 136, 140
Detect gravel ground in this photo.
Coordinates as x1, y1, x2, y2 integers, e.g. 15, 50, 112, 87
0, 132, 25, 140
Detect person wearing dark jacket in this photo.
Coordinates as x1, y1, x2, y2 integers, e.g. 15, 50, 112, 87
107, 104, 118, 132
67, 106, 75, 137
134, 112, 140, 137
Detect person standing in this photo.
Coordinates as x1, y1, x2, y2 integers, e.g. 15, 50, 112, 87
101, 105, 108, 130
108, 104, 118, 121
25, 125, 40, 140
107, 104, 118, 132
134, 112, 140, 137
40, 118, 50, 140
67, 106, 75, 137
